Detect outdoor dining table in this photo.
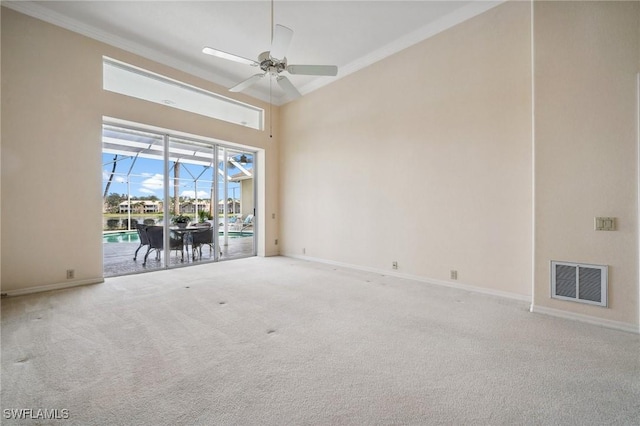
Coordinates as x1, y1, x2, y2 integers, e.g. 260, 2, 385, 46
171, 226, 208, 260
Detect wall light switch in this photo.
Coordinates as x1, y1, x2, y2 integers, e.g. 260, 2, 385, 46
595, 217, 616, 231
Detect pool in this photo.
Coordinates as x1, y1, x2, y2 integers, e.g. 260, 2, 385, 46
103, 230, 252, 243
103, 231, 139, 244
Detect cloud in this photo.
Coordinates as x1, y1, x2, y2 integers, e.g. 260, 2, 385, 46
180, 190, 209, 199
103, 170, 127, 184
131, 174, 164, 195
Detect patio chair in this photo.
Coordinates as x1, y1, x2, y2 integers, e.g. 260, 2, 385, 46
133, 224, 150, 261
240, 214, 254, 232
228, 216, 241, 231
142, 226, 184, 266
192, 223, 221, 258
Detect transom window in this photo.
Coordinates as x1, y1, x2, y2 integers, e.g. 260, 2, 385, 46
103, 57, 264, 130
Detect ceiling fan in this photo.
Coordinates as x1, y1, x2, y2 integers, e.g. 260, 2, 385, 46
233, 154, 252, 164
202, 24, 338, 100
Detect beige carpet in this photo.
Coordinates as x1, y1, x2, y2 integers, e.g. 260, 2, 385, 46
2, 257, 639, 425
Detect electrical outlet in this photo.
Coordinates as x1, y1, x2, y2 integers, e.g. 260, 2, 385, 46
450, 270, 458, 280
594, 217, 616, 231
302, 248, 306, 255
392, 261, 398, 270
275, 239, 278, 245
66, 269, 75, 279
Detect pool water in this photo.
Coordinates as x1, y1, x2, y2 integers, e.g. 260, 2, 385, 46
103, 231, 139, 244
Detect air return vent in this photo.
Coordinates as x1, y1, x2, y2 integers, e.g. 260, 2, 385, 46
550, 261, 608, 307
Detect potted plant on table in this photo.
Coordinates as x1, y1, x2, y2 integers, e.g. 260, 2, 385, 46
198, 210, 212, 223
172, 214, 191, 228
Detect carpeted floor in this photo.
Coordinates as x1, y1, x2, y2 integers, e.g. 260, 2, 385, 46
2, 257, 639, 425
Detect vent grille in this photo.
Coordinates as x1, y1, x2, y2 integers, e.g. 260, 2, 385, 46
551, 261, 607, 307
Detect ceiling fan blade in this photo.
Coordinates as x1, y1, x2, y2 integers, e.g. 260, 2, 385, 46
229, 74, 265, 93
202, 47, 258, 67
270, 24, 293, 61
276, 75, 301, 99
287, 64, 338, 76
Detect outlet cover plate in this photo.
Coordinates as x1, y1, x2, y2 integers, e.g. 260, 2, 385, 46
594, 217, 616, 231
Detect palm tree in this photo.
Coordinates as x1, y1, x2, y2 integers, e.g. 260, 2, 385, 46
134, 201, 146, 214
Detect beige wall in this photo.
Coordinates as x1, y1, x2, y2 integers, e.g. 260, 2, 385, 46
533, 1, 640, 326
280, 2, 533, 297
280, 1, 640, 329
241, 179, 255, 217
3, 2, 639, 330
1, 8, 279, 293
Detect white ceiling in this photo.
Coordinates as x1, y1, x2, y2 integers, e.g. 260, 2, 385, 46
4, 1, 503, 105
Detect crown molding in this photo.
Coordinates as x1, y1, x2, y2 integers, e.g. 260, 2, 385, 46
298, 1, 505, 97
2, 1, 277, 105
3, 0, 504, 106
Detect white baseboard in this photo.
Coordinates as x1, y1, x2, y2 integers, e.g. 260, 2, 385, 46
285, 254, 531, 303
2, 278, 104, 298
286, 254, 640, 334
530, 304, 639, 334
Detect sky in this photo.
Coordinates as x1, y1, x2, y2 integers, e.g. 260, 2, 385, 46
102, 154, 242, 200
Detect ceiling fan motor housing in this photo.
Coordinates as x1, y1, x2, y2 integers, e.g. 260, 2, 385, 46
203, 27, 336, 98
259, 51, 286, 75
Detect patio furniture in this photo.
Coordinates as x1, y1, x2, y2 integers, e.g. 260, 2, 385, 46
229, 216, 241, 231
191, 223, 220, 258
173, 224, 202, 260
193, 222, 212, 230
240, 214, 254, 233
133, 224, 150, 261
142, 226, 184, 266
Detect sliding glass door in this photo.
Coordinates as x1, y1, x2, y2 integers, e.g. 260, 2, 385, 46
168, 137, 218, 265
218, 148, 255, 259
102, 123, 256, 277
102, 126, 167, 274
